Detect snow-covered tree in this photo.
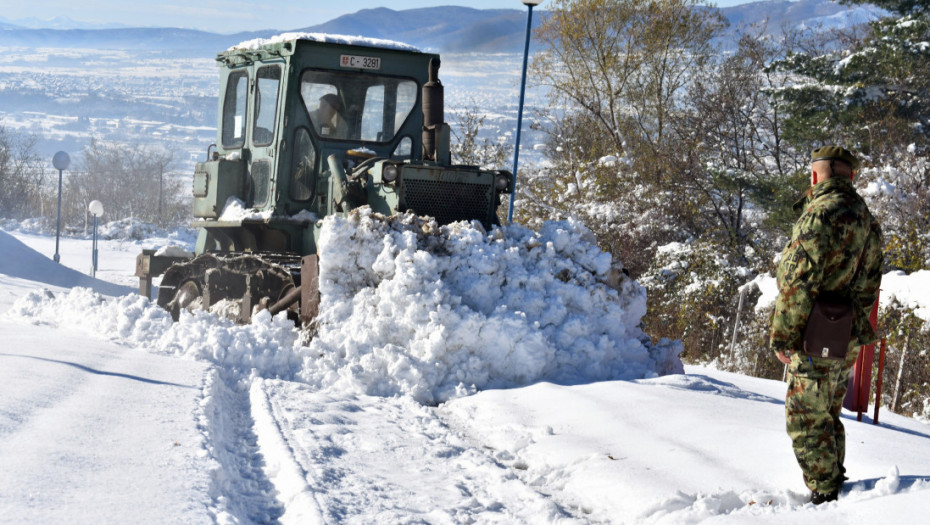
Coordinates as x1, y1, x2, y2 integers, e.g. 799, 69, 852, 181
524, 0, 727, 275
770, 0, 929, 157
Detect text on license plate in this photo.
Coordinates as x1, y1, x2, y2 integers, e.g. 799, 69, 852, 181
340, 55, 381, 70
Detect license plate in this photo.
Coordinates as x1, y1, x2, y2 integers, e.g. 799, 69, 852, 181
340, 55, 381, 70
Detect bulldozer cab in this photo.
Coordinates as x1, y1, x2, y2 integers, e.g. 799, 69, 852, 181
141, 34, 512, 324
202, 38, 431, 220
189, 33, 510, 257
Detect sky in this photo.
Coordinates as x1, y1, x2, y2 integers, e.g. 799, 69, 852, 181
3, 0, 759, 34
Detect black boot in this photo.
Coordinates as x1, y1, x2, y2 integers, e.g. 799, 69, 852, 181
810, 490, 839, 505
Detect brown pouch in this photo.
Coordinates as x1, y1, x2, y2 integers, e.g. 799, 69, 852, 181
803, 293, 854, 360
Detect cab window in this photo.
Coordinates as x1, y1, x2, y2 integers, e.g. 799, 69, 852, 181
222, 70, 248, 148
300, 69, 417, 143
290, 127, 316, 202
253, 66, 281, 146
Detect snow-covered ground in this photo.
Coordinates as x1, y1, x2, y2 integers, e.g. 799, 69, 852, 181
2, 220, 930, 524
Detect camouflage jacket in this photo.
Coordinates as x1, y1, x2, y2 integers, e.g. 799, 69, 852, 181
770, 176, 883, 355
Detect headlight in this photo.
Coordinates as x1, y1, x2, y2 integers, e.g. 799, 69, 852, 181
494, 171, 511, 192
383, 164, 399, 184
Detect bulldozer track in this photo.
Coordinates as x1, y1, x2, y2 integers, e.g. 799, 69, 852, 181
157, 253, 301, 322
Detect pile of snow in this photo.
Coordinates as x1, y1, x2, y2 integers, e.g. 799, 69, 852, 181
154, 245, 194, 258
213, 197, 319, 224
304, 209, 682, 403
0, 217, 50, 235
8, 210, 682, 404
8, 287, 306, 378
216, 197, 274, 222
97, 217, 165, 240
231, 32, 420, 53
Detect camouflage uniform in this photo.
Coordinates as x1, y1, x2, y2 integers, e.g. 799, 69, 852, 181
771, 175, 882, 494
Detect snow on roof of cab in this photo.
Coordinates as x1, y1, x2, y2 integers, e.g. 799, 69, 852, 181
229, 32, 421, 53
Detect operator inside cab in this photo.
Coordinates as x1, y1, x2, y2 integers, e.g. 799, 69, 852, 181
310, 93, 348, 139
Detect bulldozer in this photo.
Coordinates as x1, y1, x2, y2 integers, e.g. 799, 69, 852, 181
136, 34, 513, 324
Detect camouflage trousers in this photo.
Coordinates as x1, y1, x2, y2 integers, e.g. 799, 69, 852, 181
785, 350, 858, 493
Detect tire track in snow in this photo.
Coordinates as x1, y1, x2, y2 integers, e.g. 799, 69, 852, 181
251, 378, 584, 524
198, 368, 285, 523
249, 378, 325, 524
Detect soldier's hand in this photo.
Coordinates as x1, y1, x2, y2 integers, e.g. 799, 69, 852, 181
776, 351, 792, 365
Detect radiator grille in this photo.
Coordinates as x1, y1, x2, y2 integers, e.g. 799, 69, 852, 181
403, 179, 493, 227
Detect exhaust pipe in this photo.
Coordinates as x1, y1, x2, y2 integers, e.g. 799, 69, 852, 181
422, 57, 443, 161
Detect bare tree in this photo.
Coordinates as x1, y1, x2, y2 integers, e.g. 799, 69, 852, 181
0, 124, 47, 220
66, 139, 181, 226
450, 101, 511, 169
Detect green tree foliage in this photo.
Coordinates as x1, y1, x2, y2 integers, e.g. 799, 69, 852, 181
770, 5, 930, 157
639, 239, 766, 362
770, 3, 930, 273
857, 149, 930, 271
532, 0, 726, 180
684, 32, 810, 254
841, 0, 928, 17
877, 299, 930, 418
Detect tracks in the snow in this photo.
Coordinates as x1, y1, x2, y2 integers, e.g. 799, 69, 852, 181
199, 369, 590, 524
198, 368, 285, 523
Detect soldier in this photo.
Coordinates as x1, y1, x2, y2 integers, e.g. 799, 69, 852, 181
770, 146, 883, 504
310, 93, 348, 138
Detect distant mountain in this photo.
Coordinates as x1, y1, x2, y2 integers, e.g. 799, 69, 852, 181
294, 7, 542, 52
0, 1, 889, 55
720, 0, 886, 33
294, 1, 887, 51
0, 15, 128, 30
0, 27, 270, 56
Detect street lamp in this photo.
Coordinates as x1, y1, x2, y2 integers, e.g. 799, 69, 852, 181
52, 151, 70, 263
508, 0, 544, 224
88, 200, 104, 278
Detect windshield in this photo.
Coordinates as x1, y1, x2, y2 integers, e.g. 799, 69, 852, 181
300, 70, 418, 143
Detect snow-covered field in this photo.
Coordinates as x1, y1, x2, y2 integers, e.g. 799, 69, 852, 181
2, 220, 930, 524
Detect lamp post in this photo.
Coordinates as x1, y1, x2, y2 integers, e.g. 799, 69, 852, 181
507, 0, 543, 224
88, 200, 104, 278
52, 151, 70, 263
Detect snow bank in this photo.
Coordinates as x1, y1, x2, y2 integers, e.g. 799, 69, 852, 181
0, 230, 134, 297
1, 216, 198, 247
8, 288, 308, 379
7, 211, 682, 404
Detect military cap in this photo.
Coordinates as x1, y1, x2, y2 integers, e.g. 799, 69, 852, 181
811, 145, 859, 171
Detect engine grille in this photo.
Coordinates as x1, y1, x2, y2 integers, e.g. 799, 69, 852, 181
403, 179, 493, 227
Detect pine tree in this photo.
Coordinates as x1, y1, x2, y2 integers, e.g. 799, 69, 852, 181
841, 0, 927, 17
769, 1, 930, 158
